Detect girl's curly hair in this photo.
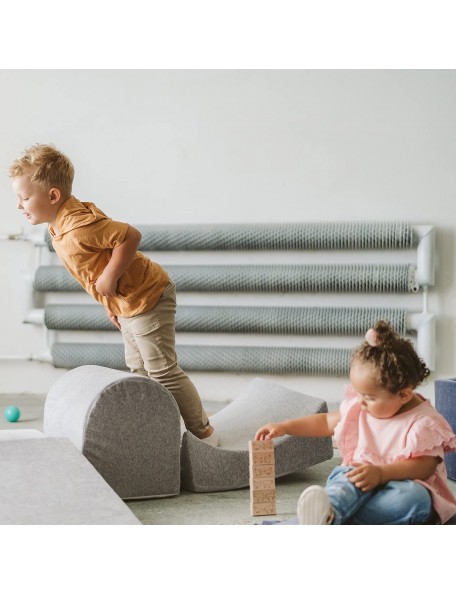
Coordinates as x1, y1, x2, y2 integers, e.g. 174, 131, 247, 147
351, 320, 430, 393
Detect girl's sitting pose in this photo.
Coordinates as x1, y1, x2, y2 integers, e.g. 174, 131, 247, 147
255, 321, 456, 525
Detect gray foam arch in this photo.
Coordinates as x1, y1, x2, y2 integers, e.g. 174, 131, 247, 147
43, 365, 182, 499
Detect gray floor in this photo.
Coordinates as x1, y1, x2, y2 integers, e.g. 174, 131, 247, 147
2, 393, 455, 525
128, 456, 341, 525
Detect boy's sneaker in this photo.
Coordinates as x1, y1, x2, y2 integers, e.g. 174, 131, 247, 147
200, 429, 221, 447
297, 485, 334, 525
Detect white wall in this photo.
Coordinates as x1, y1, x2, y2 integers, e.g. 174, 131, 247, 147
1, 70, 455, 403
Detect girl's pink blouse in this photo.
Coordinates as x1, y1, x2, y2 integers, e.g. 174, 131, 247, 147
333, 385, 456, 524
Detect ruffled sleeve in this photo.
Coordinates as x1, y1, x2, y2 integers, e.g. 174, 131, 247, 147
338, 384, 359, 416
333, 384, 361, 461
400, 412, 456, 461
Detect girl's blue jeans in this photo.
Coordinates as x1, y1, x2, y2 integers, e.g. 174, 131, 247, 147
327, 465, 434, 525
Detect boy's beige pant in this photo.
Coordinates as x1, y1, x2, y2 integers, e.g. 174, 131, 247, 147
118, 282, 210, 438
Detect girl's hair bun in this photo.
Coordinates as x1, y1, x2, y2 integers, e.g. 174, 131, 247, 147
364, 328, 378, 347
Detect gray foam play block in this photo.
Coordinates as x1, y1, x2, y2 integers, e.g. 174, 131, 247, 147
180, 378, 334, 492
43, 365, 182, 500
0, 437, 141, 524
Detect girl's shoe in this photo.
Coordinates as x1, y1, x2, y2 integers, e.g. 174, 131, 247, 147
297, 485, 334, 524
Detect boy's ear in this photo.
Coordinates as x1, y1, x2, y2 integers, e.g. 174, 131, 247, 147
49, 187, 62, 204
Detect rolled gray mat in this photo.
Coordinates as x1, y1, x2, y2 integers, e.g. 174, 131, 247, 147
45, 221, 417, 251
51, 342, 353, 375
34, 263, 418, 293
44, 303, 408, 335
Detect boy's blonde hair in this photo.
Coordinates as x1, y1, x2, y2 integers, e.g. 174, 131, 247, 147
9, 144, 74, 199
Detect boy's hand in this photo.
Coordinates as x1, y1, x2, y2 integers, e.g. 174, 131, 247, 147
255, 423, 285, 441
104, 307, 121, 330
345, 463, 383, 492
96, 271, 118, 297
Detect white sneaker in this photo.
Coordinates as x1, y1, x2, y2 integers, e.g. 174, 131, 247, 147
297, 485, 333, 525
200, 429, 221, 447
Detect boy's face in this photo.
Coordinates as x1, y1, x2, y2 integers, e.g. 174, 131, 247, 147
12, 174, 57, 226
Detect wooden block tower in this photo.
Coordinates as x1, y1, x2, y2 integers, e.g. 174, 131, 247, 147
248, 439, 276, 516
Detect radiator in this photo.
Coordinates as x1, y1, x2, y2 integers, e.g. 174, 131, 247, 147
18, 221, 436, 375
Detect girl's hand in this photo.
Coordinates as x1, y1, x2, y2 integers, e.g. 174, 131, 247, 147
345, 463, 383, 492
255, 423, 286, 441
96, 271, 118, 297
104, 307, 121, 330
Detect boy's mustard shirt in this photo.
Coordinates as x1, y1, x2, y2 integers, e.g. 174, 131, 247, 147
48, 196, 170, 317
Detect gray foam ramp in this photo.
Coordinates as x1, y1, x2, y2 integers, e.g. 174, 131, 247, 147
0, 436, 141, 525
43, 365, 182, 500
180, 378, 334, 492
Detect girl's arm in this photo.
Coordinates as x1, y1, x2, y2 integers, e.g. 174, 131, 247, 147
346, 456, 439, 492
95, 226, 142, 297
255, 409, 341, 441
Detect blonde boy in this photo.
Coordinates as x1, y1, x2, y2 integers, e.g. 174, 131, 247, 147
9, 144, 219, 445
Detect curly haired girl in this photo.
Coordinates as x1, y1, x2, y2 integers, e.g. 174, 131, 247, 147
256, 321, 456, 524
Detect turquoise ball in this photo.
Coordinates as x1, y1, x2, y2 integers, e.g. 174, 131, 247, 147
4, 405, 21, 423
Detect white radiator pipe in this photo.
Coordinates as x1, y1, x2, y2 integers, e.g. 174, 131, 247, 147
407, 311, 435, 371
413, 225, 435, 288
0, 351, 53, 363
0, 230, 47, 246
20, 272, 37, 320
23, 308, 45, 325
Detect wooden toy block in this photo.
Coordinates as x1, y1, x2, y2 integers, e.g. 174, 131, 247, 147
250, 450, 275, 465
249, 439, 277, 516
252, 489, 276, 504
250, 501, 277, 516
250, 477, 275, 491
250, 464, 275, 478
249, 440, 274, 452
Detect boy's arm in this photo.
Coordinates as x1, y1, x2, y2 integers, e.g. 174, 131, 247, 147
255, 409, 341, 441
345, 456, 439, 492
95, 226, 142, 297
